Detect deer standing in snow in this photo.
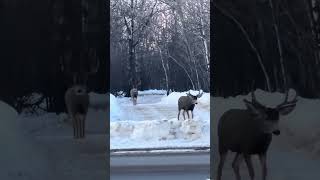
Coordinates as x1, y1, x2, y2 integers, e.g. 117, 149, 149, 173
130, 88, 138, 105
63, 48, 99, 139
216, 90, 298, 180
178, 90, 204, 120
130, 80, 141, 105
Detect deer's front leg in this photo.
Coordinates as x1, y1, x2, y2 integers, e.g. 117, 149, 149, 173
259, 153, 267, 180
244, 154, 255, 180
71, 115, 76, 138
232, 153, 243, 180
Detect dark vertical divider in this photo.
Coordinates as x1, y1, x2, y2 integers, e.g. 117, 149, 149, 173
105, 0, 111, 179
210, 0, 215, 179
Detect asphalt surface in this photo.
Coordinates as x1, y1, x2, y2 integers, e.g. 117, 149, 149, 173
110, 151, 210, 180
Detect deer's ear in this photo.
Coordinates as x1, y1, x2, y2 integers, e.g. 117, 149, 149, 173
243, 99, 264, 115
277, 103, 297, 116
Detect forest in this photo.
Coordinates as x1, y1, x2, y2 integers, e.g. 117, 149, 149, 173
110, 0, 210, 95
1, 0, 319, 115
213, 0, 320, 98
0, 0, 108, 113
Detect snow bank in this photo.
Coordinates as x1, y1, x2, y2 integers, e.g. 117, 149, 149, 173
138, 89, 167, 95
0, 101, 52, 179
212, 89, 320, 155
110, 94, 123, 121
89, 92, 107, 104
110, 118, 209, 149
0, 101, 19, 137
111, 118, 203, 141
89, 92, 108, 110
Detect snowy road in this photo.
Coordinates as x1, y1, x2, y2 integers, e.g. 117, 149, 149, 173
110, 150, 210, 180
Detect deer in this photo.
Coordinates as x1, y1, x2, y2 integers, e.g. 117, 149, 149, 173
178, 90, 204, 120
216, 90, 298, 180
130, 88, 138, 105
63, 48, 99, 139
130, 80, 141, 105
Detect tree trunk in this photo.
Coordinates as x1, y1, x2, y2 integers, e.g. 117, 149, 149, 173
268, 0, 287, 90
213, 2, 271, 92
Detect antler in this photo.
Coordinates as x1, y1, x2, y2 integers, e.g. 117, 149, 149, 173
197, 89, 204, 98
250, 90, 265, 108
276, 89, 298, 109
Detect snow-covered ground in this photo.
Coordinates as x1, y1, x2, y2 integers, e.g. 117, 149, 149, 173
0, 101, 54, 180
8, 92, 108, 180
110, 90, 210, 149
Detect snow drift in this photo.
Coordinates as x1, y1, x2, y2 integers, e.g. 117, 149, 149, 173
110, 93, 122, 121
0, 101, 53, 180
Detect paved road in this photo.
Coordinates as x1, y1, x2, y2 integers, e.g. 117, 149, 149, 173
110, 150, 210, 180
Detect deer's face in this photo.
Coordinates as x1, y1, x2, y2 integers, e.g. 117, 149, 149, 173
72, 85, 87, 95
259, 107, 281, 135
244, 90, 298, 136
245, 101, 296, 136
187, 94, 198, 104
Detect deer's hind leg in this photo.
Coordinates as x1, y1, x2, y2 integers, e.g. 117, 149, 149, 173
81, 114, 86, 138
217, 151, 228, 180
187, 110, 190, 119
259, 153, 267, 180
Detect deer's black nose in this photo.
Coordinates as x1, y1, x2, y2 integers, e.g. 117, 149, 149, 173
272, 130, 280, 136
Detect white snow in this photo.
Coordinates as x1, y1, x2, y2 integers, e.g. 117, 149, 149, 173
0, 101, 53, 179
110, 90, 210, 149
110, 93, 122, 121
138, 89, 167, 95
212, 89, 320, 156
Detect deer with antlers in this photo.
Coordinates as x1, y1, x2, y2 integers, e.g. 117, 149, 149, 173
63, 48, 99, 139
178, 90, 204, 120
216, 90, 298, 180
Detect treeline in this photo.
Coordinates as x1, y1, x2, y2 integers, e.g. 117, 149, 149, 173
213, 0, 320, 98
110, 0, 210, 95
0, 0, 108, 113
